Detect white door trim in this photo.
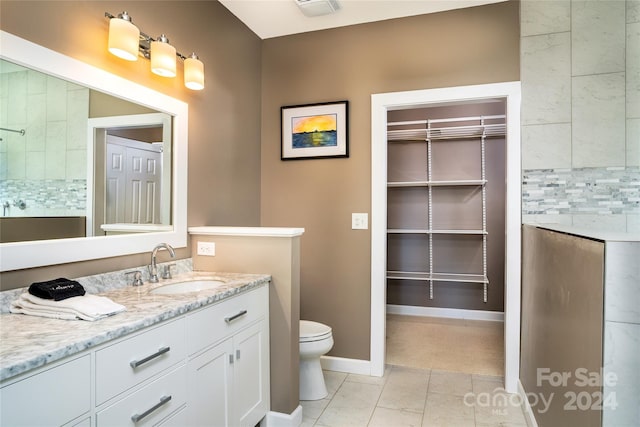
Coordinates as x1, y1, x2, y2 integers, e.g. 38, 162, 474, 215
370, 82, 522, 393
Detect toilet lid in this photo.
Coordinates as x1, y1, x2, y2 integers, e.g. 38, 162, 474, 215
300, 320, 332, 342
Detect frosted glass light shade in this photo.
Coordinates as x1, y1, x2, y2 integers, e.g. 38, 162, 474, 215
108, 16, 140, 61
184, 54, 204, 90
151, 36, 176, 77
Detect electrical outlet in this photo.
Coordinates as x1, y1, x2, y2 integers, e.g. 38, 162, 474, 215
352, 213, 368, 230
197, 241, 216, 256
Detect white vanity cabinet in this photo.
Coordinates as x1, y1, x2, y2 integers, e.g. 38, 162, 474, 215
0, 354, 91, 426
186, 285, 270, 427
0, 281, 270, 427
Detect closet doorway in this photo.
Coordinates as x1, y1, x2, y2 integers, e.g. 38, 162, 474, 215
370, 82, 522, 393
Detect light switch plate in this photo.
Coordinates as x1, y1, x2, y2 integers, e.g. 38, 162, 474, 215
352, 213, 368, 230
197, 241, 216, 256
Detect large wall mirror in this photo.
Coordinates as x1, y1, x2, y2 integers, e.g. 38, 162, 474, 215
0, 31, 188, 271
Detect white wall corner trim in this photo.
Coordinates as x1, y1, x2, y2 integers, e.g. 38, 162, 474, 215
263, 405, 303, 427
320, 355, 371, 376
370, 82, 522, 392
518, 380, 539, 427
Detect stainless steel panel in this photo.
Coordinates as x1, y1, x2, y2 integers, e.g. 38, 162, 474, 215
521, 225, 604, 427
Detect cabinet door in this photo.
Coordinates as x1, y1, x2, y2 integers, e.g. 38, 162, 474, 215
234, 320, 269, 427
1, 355, 90, 426
187, 338, 233, 427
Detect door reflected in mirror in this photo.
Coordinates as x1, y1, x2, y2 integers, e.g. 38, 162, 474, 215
89, 113, 172, 237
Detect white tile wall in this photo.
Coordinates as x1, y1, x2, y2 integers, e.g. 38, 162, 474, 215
628, 119, 640, 167
571, 0, 626, 76
0, 67, 88, 216
602, 321, 640, 426
45, 121, 67, 180
605, 242, 640, 324
521, 32, 571, 126
628, 213, 640, 231
521, 0, 636, 172
7, 71, 26, 125
627, 22, 640, 118
520, 0, 570, 36
6, 145, 25, 180
572, 214, 628, 232
572, 73, 626, 167
628, 0, 640, 24
521, 123, 571, 169
25, 151, 45, 180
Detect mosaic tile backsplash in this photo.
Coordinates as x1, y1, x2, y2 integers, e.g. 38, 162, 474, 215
0, 179, 86, 216
522, 167, 640, 215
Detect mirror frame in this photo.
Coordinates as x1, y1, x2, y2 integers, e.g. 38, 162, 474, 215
0, 31, 188, 271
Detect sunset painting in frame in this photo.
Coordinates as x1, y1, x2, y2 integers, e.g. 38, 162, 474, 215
281, 100, 349, 160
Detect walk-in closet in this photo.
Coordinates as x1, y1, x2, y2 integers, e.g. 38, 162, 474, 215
385, 100, 506, 375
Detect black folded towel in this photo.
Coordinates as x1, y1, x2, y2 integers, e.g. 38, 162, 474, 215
28, 278, 86, 301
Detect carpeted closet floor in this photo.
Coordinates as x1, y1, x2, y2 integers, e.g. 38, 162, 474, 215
385, 314, 504, 376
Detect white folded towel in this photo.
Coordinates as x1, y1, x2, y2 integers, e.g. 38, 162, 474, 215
10, 293, 126, 321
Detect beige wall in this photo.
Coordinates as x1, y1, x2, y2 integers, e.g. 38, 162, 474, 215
0, 1, 262, 289
260, 1, 520, 360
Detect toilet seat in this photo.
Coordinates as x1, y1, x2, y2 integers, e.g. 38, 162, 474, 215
300, 320, 332, 343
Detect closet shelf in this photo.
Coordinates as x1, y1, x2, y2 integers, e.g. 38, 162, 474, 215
387, 229, 487, 235
387, 115, 506, 142
387, 271, 488, 284
388, 180, 487, 188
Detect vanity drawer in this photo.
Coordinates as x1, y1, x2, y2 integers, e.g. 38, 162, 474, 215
186, 284, 268, 355
96, 364, 186, 427
96, 318, 186, 405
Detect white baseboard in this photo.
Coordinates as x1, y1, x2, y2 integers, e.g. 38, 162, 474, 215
263, 405, 303, 427
320, 355, 371, 375
518, 380, 539, 427
387, 304, 504, 322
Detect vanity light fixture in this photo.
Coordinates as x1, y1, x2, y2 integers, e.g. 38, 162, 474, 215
107, 11, 139, 61
150, 34, 177, 77
105, 11, 204, 90
184, 53, 205, 90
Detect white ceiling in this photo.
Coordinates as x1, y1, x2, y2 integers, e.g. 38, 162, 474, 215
218, 0, 506, 39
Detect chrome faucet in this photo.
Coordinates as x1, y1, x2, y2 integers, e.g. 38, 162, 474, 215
148, 243, 176, 283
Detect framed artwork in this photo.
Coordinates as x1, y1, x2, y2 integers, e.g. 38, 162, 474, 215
281, 100, 349, 160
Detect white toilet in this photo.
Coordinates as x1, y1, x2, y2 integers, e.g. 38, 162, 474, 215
299, 320, 334, 400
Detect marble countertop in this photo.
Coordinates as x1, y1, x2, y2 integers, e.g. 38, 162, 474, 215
0, 271, 270, 382
524, 223, 640, 242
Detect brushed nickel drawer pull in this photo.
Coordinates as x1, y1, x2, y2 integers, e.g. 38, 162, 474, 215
224, 310, 247, 323
131, 395, 172, 423
130, 346, 170, 369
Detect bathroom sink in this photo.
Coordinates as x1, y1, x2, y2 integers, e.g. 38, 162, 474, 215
149, 279, 226, 295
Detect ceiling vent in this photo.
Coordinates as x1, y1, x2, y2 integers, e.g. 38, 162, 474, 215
294, 0, 342, 17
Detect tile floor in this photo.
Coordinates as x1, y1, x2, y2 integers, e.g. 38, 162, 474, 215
301, 367, 528, 427
300, 316, 526, 426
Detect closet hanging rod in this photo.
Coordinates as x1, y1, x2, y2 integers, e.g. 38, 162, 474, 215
0, 127, 26, 136
388, 114, 506, 127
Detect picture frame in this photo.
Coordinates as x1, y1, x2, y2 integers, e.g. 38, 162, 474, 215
281, 100, 349, 160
